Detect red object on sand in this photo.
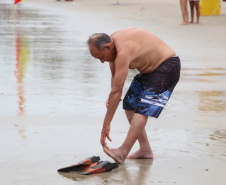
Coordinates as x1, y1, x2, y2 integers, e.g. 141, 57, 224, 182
14, 0, 22, 4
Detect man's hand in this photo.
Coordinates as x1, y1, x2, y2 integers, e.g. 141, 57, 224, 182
100, 124, 112, 147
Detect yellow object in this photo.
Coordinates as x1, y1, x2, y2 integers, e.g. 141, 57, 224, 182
200, 0, 221, 15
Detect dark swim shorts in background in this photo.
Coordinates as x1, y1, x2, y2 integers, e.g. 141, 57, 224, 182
123, 56, 181, 118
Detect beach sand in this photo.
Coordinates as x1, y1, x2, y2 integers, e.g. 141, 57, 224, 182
0, 0, 226, 184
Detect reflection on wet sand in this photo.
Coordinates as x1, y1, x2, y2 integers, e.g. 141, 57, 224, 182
196, 91, 226, 112
122, 159, 153, 184
209, 130, 226, 141
59, 159, 153, 184
12, 4, 30, 138
15, 34, 29, 116
181, 67, 226, 82
10, 3, 30, 116
208, 130, 226, 158
14, 33, 29, 138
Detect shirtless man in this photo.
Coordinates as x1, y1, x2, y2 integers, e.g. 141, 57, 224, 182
87, 28, 181, 164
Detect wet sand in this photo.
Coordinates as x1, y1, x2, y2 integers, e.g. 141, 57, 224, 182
0, 0, 226, 184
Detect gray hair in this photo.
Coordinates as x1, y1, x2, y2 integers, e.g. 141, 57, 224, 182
87, 33, 111, 50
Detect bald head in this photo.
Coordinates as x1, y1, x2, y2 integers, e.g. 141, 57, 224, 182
87, 33, 111, 50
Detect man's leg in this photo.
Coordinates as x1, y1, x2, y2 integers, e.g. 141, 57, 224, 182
103, 113, 151, 164
180, 0, 189, 25
125, 110, 153, 159
194, 1, 200, 24
189, 1, 194, 23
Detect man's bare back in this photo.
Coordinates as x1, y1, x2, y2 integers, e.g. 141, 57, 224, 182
111, 28, 176, 74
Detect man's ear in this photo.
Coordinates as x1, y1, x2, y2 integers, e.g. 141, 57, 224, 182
104, 43, 111, 49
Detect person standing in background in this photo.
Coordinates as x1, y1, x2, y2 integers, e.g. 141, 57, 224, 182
180, 0, 189, 25
189, 0, 200, 24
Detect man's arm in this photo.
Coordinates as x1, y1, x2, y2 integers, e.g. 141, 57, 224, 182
106, 62, 115, 108
101, 51, 130, 147
109, 62, 115, 88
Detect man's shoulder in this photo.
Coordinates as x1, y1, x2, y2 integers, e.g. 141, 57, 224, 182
111, 28, 140, 37
112, 30, 137, 46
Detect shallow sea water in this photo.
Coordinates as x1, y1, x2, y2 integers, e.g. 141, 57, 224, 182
0, 1, 226, 185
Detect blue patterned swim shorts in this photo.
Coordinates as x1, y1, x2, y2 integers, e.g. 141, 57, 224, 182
123, 56, 181, 118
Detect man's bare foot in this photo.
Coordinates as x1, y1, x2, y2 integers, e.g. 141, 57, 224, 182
127, 149, 153, 159
190, 21, 194, 23
103, 147, 125, 164
195, 21, 199, 24
179, 21, 189, 25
